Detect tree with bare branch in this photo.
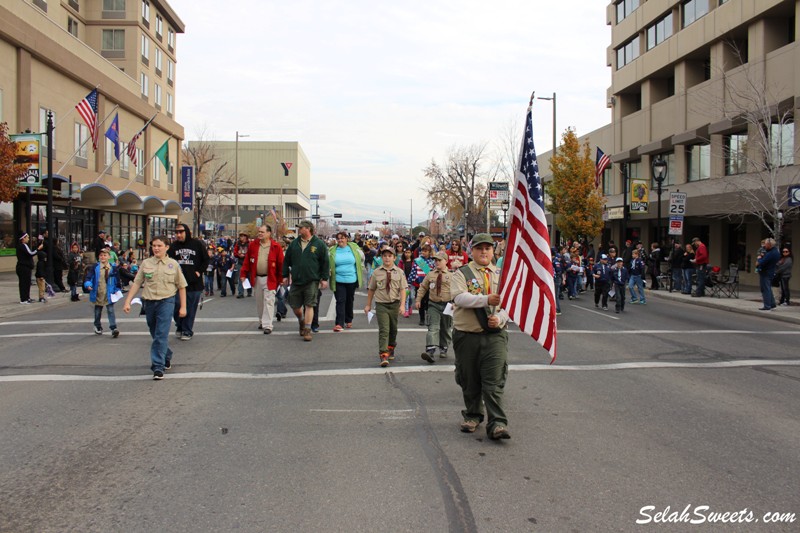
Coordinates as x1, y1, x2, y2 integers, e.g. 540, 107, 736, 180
716, 43, 800, 245
182, 133, 237, 234
421, 143, 492, 236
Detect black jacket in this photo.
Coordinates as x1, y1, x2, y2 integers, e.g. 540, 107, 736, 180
167, 227, 209, 292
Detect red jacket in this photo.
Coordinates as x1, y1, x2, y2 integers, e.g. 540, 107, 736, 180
694, 242, 709, 265
240, 239, 284, 290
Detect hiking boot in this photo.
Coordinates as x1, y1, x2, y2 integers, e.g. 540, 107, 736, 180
460, 419, 480, 433
298, 320, 305, 335
379, 352, 390, 367
302, 327, 312, 341
388, 344, 396, 360
421, 351, 435, 364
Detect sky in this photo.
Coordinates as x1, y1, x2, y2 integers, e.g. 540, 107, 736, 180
168, 0, 612, 224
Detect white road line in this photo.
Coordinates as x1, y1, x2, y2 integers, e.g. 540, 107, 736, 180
322, 295, 336, 321
570, 304, 620, 319
1, 359, 799, 383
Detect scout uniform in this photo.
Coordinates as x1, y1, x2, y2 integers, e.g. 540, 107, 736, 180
367, 250, 408, 367
450, 234, 511, 439
416, 251, 454, 363
133, 254, 188, 376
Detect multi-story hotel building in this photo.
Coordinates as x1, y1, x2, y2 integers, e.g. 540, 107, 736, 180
189, 140, 312, 235
0, 0, 185, 270
538, 0, 798, 288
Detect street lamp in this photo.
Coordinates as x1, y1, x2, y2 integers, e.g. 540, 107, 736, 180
501, 199, 510, 239
537, 92, 557, 156
652, 155, 668, 246
234, 131, 249, 235
195, 186, 203, 236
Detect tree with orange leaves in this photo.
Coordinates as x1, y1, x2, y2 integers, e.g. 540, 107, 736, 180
0, 122, 27, 202
547, 128, 605, 242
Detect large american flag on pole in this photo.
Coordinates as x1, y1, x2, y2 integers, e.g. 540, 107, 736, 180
498, 98, 557, 363
126, 114, 156, 169
75, 89, 99, 151
595, 147, 611, 190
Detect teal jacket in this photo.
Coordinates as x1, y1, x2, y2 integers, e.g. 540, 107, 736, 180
328, 242, 364, 292
282, 235, 330, 285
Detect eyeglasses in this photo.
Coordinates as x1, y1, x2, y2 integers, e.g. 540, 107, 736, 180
783, 250, 790, 254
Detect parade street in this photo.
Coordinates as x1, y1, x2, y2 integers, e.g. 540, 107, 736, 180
1, 290, 798, 532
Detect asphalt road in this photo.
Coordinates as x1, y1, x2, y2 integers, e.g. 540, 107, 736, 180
0, 289, 798, 532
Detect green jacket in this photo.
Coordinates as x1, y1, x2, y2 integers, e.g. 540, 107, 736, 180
328, 242, 364, 292
282, 235, 330, 285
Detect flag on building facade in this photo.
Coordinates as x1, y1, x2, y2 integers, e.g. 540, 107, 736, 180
270, 207, 280, 221
126, 114, 156, 169
498, 99, 557, 363
104, 113, 120, 160
596, 147, 611, 190
75, 89, 99, 151
155, 139, 170, 171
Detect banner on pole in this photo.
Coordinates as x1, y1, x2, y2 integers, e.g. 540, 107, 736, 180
181, 165, 194, 211
630, 179, 649, 213
11, 133, 43, 187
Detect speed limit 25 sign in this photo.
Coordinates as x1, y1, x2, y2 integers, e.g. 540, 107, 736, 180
669, 192, 687, 215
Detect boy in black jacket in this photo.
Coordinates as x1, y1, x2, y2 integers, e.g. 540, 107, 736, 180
167, 223, 209, 340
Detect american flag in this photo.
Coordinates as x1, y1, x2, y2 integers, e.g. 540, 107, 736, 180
126, 114, 156, 169
596, 147, 611, 190
498, 100, 557, 363
75, 89, 99, 151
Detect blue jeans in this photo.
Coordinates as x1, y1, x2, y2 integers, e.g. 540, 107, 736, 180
145, 296, 175, 372
174, 290, 201, 336
671, 268, 682, 292
566, 274, 578, 298
553, 277, 561, 313
94, 303, 117, 330
682, 268, 693, 294
628, 275, 645, 302
759, 274, 776, 308
204, 273, 214, 293
695, 266, 707, 296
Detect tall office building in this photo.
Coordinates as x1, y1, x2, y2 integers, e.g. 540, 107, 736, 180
0, 0, 185, 269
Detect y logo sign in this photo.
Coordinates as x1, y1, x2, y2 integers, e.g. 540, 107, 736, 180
281, 162, 293, 176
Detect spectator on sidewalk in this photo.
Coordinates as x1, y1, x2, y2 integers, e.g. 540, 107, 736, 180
756, 238, 780, 310
690, 237, 709, 297
681, 243, 695, 294
776, 247, 793, 306
16, 233, 42, 304
668, 241, 684, 293
67, 242, 84, 301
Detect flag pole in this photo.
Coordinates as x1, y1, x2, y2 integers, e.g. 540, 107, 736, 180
56, 104, 119, 175
119, 134, 173, 192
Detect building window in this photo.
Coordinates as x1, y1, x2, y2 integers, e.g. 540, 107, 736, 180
770, 121, 794, 167
155, 14, 163, 38
683, 0, 709, 28
725, 133, 748, 175
602, 166, 613, 196
154, 84, 162, 106
141, 35, 149, 61
120, 141, 129, 171
140, 72, 149, 97
167, 60, 174, 84
153, 160, 160, 182
616, 0, 639, 23
68, 0, 79, 11
651, 153, 676, 187
67, 17, 79, 38
154, 47, 162, 75
39, 107, 56, 150
136, 148, 144, 177
103, 0, 124, 10
627, 160, 642, 180
102, 29, 125, 51
616, 35, 640, 69
167, 93, 174, 115
167, 28, 175, 50
141, 0, 150, 24
647, 12, 673, 50
74, 122, 89, 163
688, 143, 711, 181
33, 0, 47, 13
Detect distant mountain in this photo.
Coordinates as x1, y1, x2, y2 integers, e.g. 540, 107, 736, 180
315, 199, 432, 226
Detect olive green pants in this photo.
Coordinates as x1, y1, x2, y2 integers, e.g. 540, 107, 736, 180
426, 300, 453, 350
376, 301, 400, 353
453, 329, 509, 433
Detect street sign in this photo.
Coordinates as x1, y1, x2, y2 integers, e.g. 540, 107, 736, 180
668, 215, 684, 236
789, 185, 800, 207
489, 182, 510, 208
310, 194, 327, 201
312, 214, 321, 220
333, 213, 342, 218
606, 207, 625, 220
669, 192, 688, 215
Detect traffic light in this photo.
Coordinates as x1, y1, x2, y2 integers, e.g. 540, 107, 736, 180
364, 220, 372, 224
382, 221, 389, 225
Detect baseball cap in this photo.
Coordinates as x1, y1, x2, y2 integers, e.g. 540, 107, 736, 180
470, 233, 494, 247
419, 232, 426, 237
615, 257, 623, 262
600, 254, 608, 260
380, 246, 395, 256
434, 251, 448, 262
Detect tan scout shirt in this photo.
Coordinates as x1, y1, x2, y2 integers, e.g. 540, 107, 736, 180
416, 268, 453, 304
368, 264, 407, 303
134, 256, 188, 301
450, 260, 508, 333
257, 242, 271, 276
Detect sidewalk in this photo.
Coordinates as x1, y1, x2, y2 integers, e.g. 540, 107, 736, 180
0, 271, 799, 325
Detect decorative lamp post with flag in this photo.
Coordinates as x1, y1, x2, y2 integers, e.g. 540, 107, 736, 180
652, 155, 668, 246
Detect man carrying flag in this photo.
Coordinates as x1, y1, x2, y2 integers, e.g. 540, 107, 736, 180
76, 89, 99, 151
105, 113, 120, 160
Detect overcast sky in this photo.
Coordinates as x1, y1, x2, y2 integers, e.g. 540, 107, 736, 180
169, 0, 612, 223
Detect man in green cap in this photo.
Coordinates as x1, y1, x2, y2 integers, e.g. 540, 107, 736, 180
450, 233, 511, 440
282, 220, 329, 341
